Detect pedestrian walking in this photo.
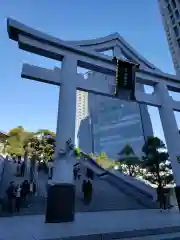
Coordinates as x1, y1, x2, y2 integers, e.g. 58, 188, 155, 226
21, 180, 30, 207
16, 160, 21, 176
20, 161, 25, 177
15, 184, 22, 212
73, 166, 78, 180
82, 179, 93, 204
160, 188, 167, 211
30, 181, 36, 196
6, 181, 16, 213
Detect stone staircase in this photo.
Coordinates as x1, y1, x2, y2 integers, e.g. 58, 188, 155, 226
0, 156, 160, 217
0, 160, 48, 216
78, 153, 159, 209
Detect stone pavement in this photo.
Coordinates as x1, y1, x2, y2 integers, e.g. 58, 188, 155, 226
0, 209, 180, 239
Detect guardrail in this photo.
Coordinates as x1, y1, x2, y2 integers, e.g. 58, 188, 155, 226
110, 170, 157, 200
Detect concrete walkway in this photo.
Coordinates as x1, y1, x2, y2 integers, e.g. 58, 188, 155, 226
0, 209, 180, 239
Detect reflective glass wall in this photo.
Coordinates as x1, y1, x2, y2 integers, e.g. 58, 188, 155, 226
77, 82, 153, 160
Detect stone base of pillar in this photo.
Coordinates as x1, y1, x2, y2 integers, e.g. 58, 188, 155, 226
175, 186, 180, 211
45, 182, 75, 223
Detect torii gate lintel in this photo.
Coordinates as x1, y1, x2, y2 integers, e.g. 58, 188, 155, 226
21, 63, 180, 110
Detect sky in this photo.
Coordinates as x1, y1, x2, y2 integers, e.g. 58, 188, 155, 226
0, 0, 180, 143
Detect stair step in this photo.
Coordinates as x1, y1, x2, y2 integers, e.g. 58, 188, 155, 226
57, 226, 180, 240
119, 231, 180, 240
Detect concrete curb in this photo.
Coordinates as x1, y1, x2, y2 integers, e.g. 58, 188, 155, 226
45, 225, 180, 239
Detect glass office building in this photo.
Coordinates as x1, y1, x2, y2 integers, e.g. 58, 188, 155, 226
77, 82, 153, 159
158, 0, 180, 75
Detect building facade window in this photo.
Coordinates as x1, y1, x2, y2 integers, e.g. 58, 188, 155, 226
178, 38, 180, 47
171, 0, 176, 8
175, 10, 180, 19
168, 4, 172, 13
159, 0, 180, 76
170, 14, 175, 24
174, 26, 179, 36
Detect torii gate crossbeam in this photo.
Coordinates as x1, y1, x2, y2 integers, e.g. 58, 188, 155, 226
7, 18, 180, 222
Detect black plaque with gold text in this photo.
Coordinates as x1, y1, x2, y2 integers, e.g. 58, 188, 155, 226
113, 58, 137, 100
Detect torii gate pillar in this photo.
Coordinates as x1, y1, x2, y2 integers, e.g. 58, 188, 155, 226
46, 55, 77, 223
156, 83, 180, 207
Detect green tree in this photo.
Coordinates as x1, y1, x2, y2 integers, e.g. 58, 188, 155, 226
35, 129, 56, 139
41, 134, 56, 161
142, 136, 173, 196
25, 136, 41, 160
117, 144, 140, 176
28, 129, 56, 161
95, 152, 115, 169
7, 126, 34, 157
6, 126, 55, 161
74, 147, 81, 159
74, 149, 115, 169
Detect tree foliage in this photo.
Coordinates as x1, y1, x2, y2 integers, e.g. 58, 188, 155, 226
5, 126, 56, 162
142, 136, 173, 189
25, 129, 56, 162
83, 152, 115, 169
74, 149, 115, 169
6, 126, 34, 157
117, 144, 141, 176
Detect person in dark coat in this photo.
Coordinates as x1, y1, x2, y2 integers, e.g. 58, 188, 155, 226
86, 168, 94, 180
159, 188, 167, 211
82, 180, 86, 194
86, 180, 93, 203
6, 181, 16, 213
20, 161, 25, 177
77, 167, 81, 180
30, 181, 36, 196
21, 180, 30, 206
15, 184, 22, 212
16, 160, 21, 176
73, 167, 78, 180
82, 179, 93, 204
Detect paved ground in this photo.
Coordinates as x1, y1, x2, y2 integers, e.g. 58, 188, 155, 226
0, 160, 158, 217
0, 209, 180, 240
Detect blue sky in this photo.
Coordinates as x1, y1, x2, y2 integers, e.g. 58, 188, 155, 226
0, 0, 179, 143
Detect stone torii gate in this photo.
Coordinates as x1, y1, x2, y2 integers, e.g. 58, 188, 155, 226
7, 18, 180, 223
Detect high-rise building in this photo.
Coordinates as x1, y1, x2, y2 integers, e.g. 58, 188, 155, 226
88, 98, 152, 159
0, 131, 8, 154
77, 72, 154, 159
158, 0, 180, 75
75, 90, 88, 145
